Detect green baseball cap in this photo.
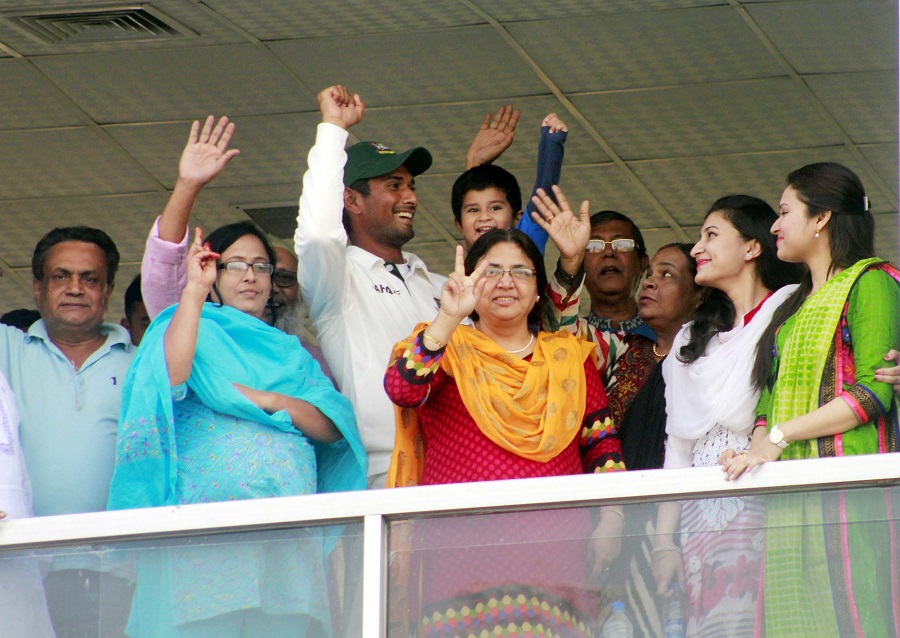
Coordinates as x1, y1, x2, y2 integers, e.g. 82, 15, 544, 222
343, 141, 433, 187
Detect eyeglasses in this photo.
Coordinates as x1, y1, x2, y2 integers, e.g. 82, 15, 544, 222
482, 266, 536, 280
218, 261, 274, 276
272, 270, 298, 288
585, 238, 637, 253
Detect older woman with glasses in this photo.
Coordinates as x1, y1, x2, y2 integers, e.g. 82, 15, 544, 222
107, 216, 365, 634
385, 223, 625, 637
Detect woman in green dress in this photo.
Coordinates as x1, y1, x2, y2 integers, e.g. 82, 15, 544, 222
723, 162, 899, 637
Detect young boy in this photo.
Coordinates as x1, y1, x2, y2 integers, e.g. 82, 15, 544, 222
453, 113, 568, 254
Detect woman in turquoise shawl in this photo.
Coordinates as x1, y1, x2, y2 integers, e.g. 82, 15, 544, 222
723, 162, 899, 637
108, 221, 366, 638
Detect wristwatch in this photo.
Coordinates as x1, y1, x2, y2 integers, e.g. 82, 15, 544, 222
768, 424, 789, 449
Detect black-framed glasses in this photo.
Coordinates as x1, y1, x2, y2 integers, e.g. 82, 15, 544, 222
585, 238, 637, 253
217, 261, 274, 276
482, 266, 536, 280
272, 270, 298, 288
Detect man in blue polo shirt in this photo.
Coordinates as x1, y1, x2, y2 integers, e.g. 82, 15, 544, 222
0, 226, 134, 638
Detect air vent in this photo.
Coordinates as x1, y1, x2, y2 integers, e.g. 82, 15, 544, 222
6, 5, 196, 45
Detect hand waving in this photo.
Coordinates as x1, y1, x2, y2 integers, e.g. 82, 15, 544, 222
530, 185, 591, 260
465, 105, 521, 169
439, 245, 488, 322
179, 116, 240, 187
318, 85, 365, 130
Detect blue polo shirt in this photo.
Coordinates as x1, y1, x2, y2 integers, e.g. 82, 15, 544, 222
0, 321, 133, 517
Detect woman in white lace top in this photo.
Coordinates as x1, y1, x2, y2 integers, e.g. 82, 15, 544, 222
652, 195, 803, 638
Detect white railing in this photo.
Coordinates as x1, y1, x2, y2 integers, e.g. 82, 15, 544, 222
1, 453, 898, 636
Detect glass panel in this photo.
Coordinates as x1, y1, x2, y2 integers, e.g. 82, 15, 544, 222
0, 520, 363, 638
386, 484, 900, 638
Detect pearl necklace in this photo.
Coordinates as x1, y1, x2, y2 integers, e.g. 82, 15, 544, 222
507, 332, 535, 355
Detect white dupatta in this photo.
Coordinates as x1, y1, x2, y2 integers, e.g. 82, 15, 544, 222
663, 284, 798, 445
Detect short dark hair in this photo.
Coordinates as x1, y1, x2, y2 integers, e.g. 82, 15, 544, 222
589, 211, 647, 259
451, 165, 522, 223
32, 226, 120, 285
124, 274, 143, 318
205, 221, 277, 307
342, 177, 372, 238
464, 228, 548, 330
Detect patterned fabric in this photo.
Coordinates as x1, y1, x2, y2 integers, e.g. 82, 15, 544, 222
585, 310, 655, 342
387, 325, 619, 487
757, 260, 900, 638
421, 587, 593, 638
605, 335, 656, 428
680, 498, 764, 638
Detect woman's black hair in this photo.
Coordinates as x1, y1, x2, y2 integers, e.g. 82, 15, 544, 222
751, 162, 874, 390
204, 221, 277, 308
678, 195, 803, 364
464, 228, 548, 331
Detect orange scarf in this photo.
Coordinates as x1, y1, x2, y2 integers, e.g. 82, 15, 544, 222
388, 323, 597, 487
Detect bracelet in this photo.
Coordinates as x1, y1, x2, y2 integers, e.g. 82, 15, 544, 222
753, 422, 767, 430
422, 333, 445, 351
600, 507, 625, 524
650, 545, 681, 556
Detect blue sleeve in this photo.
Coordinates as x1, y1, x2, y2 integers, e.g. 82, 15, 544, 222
516, 125, 567, 255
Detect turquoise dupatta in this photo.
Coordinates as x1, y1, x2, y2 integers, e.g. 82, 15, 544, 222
107, 303, 366, 511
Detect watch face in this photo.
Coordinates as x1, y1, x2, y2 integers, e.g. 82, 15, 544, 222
769, 427, 784, 445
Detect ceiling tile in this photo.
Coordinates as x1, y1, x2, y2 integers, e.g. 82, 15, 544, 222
859, 144, 899, 199
105, 112, 322, 188
204, 0, 481, 39
32, 44, 317, 123
0, 59, 85, 130
748, 0, 897, 73
0, 0, 243, 55
510, 6, 782, 93
354, 97, 609, 176
629, 147, 896, 226
571, 77, 841, 160
268, 26, 547, 108
806, 71, 899, 145
872, 213, 899, 263
0, 128, 160, 199
474, 0, 721, 21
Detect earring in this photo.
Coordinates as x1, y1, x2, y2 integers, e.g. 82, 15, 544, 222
815, 230, 819, 238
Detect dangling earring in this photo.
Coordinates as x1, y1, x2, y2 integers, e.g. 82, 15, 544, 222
815, 230, 819, 238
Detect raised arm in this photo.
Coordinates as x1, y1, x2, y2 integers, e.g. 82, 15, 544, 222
517, 113, 569, 254
464, 105, 520, 169
295, 86, 364, 322
142, 116, 239, 318
163, 228, 218, 386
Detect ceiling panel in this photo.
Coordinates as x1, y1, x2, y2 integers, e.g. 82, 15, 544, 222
205, 0, 482, 40
474, 0, 722, 21
0, 59, 85, 130
268, 26, 548, 108
32, 44, 317, 123
571, 77, 842, 160
510, 6, 782, 93
747, 0, 898, 74
354, 97, 609, 177
0, 0, 243, 55
104, 112, 322, 188
859, 144, 899, 199
0, 128, 160, 199
805, 71, 899, 145
629, 147, 897, 226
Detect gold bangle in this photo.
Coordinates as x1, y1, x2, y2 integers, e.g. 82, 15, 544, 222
600, 507, 625, 524
422, 333, 445, 350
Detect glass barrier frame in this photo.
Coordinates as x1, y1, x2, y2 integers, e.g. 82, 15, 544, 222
1, 453, 898, 637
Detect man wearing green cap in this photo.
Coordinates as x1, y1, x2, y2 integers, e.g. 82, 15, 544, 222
295, 85, 445, 489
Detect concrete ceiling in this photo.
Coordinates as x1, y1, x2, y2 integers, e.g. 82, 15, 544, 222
0, 0, 895, 319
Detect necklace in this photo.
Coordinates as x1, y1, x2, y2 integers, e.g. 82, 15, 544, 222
507, 332, 535, 355
652, 343, 669, 358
